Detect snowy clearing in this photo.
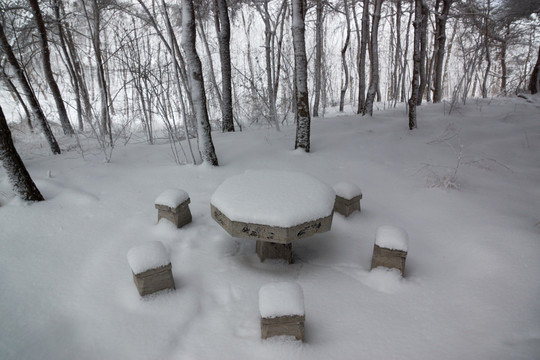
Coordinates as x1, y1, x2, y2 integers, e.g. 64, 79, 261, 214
1, 98, 539, 359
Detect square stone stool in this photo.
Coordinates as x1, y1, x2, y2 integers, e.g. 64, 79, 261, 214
127, 241, 176, 296
259, 282, 305, 341
155, 189, 192, 228
371, 225, 409, 276
333, 182, 363, 217
256, 241, 293, 264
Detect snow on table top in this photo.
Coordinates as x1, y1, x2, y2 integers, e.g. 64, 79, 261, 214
127, 241, 170, 274
333, 181, 362, 199
155, 189, 189, 208
210, 170, 335, 228
375, 225, 409, 251
259, 282, 305, 318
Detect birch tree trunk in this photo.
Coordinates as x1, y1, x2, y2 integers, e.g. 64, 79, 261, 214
416, 0, 429, 105
0, 105, 44, 202
28, 0, 74, 136
432, 0, 452, 103
339, 0, 351, 112
409, 0, 422, 130
182, 0, 219, 166
313, 0, 324, 117
357, 0, 370, 114
292, 0, 310, 152
214, 0, 235, 132
363, 0, 383, 116
0, 23, 61, 155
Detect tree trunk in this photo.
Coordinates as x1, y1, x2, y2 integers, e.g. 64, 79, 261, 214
481, 0, 492, 99
363, 0, 383, 116
339, 0, 351, 112
214, 0, 235, 132
0, 23, 61, 155
292, 0, 310, 152
529, 45, 540, 94
181, 0, 219, 166
409, 0, 422, 130
28, 0, 74, 136
416, 0, 429, 106
357, 0, 370, 114
432, 0, 452, 103
313, 0, 324, 117
0, 69, 32, 130
0, 105, 44, 202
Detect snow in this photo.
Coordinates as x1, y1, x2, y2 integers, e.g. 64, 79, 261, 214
127, 241, 170, 274
375, 225, 409, 251
1, 98, 540, 359
259, 282, 305, 318
333, 181, 362, 199
154, 188, 189, 208
210, 170, 335, 227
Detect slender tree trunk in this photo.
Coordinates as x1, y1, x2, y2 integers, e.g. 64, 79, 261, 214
0, 69, 32, 130
500, 23, 510, 95
363, 0, 383, 116
214, 0, 235, 132
292, 0, 310, 152
409, 0, 422, 130
481, 0, 492, 98
401, 8, 413, 102
432, 0, 452, 103
529, 45, 540, 94
28, 0, 74, 136
0, 105, 44, 202
313, 0, 324, 117
182, 0, 219, 166
357, 0, 370, 114
0, 23, 61, 154
416, 0, 429, 105
53, 0, 83, 131
339, 0, 351, 112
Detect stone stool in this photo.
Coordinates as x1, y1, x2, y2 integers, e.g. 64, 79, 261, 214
127, 241, 176, 296
155, 189, 192, 228
370, 225, 408, 276
259, 282, 305, 341
333, 182, 363, 217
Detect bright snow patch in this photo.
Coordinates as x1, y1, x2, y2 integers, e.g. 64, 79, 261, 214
333, 181, 362, 199
155, 189, 189, 208
259, 282, 305, 318
127, 241, 170, 274
375, 225, 409, 251
210, 170, 335, 227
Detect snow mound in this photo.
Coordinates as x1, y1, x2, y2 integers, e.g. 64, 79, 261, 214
375, 225, 409, 251
155, 189, 190, 208
210, 170, 335, 227
333, 181, 362, 199
127, 241, 170, 274
259, 282, 305, 318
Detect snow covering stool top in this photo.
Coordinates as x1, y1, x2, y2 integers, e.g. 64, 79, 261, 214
375, 225, 409, 251
155, 189, 190, 208
259, 282, 305, 318
127, 241, 170, 275
333, 181, 362, 200
211, 170, 335, 228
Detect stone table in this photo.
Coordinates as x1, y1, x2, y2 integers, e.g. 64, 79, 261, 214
211, 170, 335, 263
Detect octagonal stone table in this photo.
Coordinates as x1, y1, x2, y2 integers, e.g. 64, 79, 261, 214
211, 170, 335, 263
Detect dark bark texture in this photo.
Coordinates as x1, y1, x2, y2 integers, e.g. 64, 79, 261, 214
0, 105, 44, 202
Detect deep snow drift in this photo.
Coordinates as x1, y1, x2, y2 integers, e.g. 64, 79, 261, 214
1, 98, 539, 360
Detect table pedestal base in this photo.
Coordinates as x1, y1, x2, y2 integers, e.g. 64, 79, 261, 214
256, 241, 293, 263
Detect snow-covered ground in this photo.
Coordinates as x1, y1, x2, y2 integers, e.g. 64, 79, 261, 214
1, 98, 539, 359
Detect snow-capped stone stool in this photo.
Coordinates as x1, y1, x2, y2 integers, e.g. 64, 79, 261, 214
370, 225, 409, 276
333, 181, 362, 217
259, 282, 305, 341
210, 170, 335, 264
155, 189, 192, 228
127, 241, 176, 296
